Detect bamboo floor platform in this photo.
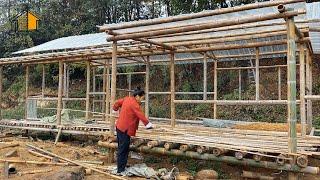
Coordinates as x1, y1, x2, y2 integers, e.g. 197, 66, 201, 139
1, 119, 320, 157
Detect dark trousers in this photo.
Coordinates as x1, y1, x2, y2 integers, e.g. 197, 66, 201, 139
116, 128, 131, 173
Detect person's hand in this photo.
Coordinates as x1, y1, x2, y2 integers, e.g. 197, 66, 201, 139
146, 122, 154, 129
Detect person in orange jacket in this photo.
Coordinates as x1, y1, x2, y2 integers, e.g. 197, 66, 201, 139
112, 87, 153, 174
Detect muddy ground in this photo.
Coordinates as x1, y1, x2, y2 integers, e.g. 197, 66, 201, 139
0, 129, 319, 180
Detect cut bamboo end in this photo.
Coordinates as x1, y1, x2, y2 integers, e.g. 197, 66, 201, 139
253, 152, 265, 162
276, 154, 287, 165
297, 155, 308, 168
197, 146, 210, 154
212, 148, 228, 156
164, 142, 179, 151
235, 151, 247, 160
132, 139, 146, 147
179, 144, 194, 152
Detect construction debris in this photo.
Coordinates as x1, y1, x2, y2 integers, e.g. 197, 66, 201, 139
196, 169, 218, 180
17, 168, 53, 176
5, 149, 18, 157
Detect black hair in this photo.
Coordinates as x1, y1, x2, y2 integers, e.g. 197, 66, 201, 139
133, 87, 145, 97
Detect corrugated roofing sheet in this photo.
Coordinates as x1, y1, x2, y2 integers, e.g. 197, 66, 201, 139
307, 2, 320, 54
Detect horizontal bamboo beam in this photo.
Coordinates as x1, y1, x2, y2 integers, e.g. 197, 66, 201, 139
305, 95, 320, 100
217, 64, 300, 70
27, 97, 86, 101
176, 38, 309, 53
108, 30, 175, 51
107, 10, 305, 41
149, 92, 215, 95
174, 100, 301, 105
100, 0, 304, 31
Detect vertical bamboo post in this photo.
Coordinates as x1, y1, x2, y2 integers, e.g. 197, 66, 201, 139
0, 66, 3, 120
299, 44, 306, 136
203, 54, 207, 100
63, 63, 67, 108
42, 64, 45, 97
102, 60, 107, 121
170, 52, 176, 127
213, 60, 218, 119
286, 17, 298, 180
278, 67, 282, 100
92, 66, 96, 111
105, 60, 110, 122
85, 61, 91, 120
306, 51, 312, 132
110, 41, 118, 135
255, 48, 260, 101
238, 69, 241, 100
57, 61, 63, 126
145, 56, 150, 118
128, 74, 132, 96
25, 65, 29, 120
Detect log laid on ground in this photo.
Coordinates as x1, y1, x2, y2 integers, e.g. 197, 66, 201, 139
17, 168, 53, 176
235, 151, 247, 160
297, 155, 308, 168
99, 142, 320, 175
5, 149, 18, 157
26, 144, 126, 180
212, 148, 228, 156
28, 149, 67, 163
164, 142, 179, 150
242, 170, 275, 180
0, 159, 71, 166
3, 161, 9, 179
0, 143, 19, 150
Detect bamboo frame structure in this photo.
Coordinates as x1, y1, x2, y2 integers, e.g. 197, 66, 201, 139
0, 2, 318, 178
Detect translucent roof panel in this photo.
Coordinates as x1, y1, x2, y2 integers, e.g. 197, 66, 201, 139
306, 2, 320, 54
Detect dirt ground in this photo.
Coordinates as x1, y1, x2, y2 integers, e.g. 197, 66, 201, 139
0, 129, 319, 180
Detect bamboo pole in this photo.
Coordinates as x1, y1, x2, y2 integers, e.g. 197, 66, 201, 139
107, 10, 304, 41
174, 100, 299, 105
128, 74, 132, 96
0, 66, 2, 120
25, 65, 29, 119
100, 0, 304, 31
213, 61, 218, 119
57, 61, 63, 126
306, 51, 312, 132
145, 57, 150, 118
92, 66, 96, 111
106, 60, 110, 122
109, 41, 118, 163
278, 67, 282, 100
42, 64, 45, 97
203, 54, 207, 100
102, 60, 107, 121
63, 63, 67, 108
287, 17, 298, 180
299, 44, 306, 136
255, 48, 260, 100
85, 61, 91, 120
170, 52, 176, 127
238, 69, 241, 100
26, 144, 125, 180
